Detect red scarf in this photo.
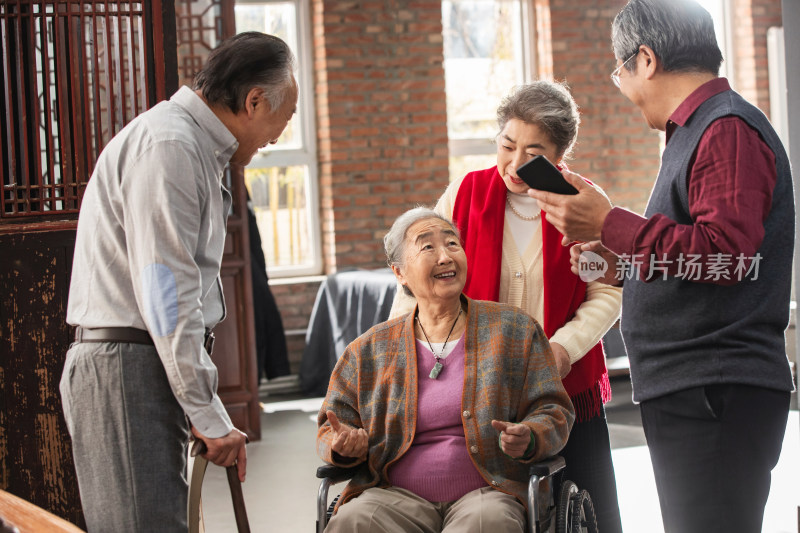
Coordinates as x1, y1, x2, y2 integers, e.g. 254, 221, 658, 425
452, 166, 610, 420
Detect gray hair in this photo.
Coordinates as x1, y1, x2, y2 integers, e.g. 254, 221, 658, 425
384, 207, 459, 296
496, 80, 580, 161
193, 32, 297, 114
611, 0, 722, 75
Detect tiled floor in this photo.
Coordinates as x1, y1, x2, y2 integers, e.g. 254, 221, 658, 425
198, 378, 799, 532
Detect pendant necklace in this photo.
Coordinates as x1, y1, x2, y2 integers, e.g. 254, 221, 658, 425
416, 307, 462, 379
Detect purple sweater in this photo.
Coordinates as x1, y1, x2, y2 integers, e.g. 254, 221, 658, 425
388, 336, 487, 502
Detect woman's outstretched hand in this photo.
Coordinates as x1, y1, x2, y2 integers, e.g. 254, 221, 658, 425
327, 410, 369, 459
491, 420, 532, 459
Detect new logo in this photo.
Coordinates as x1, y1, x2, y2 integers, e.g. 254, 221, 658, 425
578, 251, 608, 282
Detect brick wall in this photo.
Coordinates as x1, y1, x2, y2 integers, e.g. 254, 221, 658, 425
732, 0, 783, 116
269, 279, 321, 375
312, 0, 450, 272
548, 0, 661, 215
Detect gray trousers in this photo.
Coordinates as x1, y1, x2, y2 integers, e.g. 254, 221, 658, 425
60, 341, 190, 533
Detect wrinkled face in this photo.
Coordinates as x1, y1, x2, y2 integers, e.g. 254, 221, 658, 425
496, 118, 562, 195
232, 76, 298, 166
392, 218, 467, 304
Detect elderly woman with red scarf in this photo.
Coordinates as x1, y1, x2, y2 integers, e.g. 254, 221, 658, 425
392, 81, 623, 532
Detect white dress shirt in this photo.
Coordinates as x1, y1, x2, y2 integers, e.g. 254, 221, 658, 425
67, 86, 238, 438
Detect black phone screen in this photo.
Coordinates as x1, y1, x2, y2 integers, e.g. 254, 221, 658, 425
516, 155, 578, 195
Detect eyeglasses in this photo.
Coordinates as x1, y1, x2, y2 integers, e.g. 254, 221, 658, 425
610, 51, 639, 88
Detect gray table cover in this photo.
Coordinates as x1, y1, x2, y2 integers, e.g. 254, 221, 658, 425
299, 268, 397, 396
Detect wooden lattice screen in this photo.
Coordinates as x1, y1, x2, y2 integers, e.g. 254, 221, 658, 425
0, 0, 174, 221
175, 0, 231, 88
1, 2, 178, 525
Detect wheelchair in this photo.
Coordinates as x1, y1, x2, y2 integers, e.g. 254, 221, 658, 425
315, 455, 598, 533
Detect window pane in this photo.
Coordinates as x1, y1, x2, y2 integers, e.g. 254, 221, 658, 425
236, 0, 321, 277
245, 165, 314, 269
234, 2, 301, 149
449, 154, 498, 182
442, 0, 524, 141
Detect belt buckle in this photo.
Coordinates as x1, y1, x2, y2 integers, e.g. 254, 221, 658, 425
204, 331, 215, 355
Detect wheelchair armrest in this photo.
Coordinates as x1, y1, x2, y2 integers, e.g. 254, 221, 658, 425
527, 455, 567, 533
316, 464, 359, 484
528, 455, 566, 478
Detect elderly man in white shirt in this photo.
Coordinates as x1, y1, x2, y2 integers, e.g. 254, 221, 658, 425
59, 32, 298, 532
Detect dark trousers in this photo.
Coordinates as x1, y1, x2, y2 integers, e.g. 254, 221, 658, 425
640, 384, 790, 533
560, 409, 623, 533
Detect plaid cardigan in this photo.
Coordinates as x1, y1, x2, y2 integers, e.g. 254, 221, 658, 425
317, 296, 575, 510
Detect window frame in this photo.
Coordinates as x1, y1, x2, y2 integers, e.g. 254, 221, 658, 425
236, 0, 322, 277
444, 0, 537, 163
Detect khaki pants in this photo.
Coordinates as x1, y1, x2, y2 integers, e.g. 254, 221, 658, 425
326, 485, 526, 532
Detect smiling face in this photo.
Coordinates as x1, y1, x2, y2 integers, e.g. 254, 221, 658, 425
496, 118, 563, 195
392, 217, 467, 306
231, 76, 298, 166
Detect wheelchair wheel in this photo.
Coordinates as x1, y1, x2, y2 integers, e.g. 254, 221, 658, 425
326, 494, 339, 522
569, 490, 598, 533
555, 481, 599, 533
556, 480, 578, 533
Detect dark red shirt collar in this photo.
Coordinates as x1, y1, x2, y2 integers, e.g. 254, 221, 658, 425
666, 77, 731, 140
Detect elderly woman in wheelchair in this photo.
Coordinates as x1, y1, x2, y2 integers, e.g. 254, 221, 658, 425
316, 207, 576, 532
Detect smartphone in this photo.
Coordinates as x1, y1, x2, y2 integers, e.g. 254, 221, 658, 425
516, 155, 578, 195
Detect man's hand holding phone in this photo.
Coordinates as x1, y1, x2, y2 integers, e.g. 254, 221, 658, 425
522, 158, 613, 244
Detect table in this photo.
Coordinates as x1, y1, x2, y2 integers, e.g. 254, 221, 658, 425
0, 490, 84, 532
299, 268, 397, 396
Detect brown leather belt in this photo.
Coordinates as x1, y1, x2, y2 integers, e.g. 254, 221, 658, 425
75, 326, 153, 345
75, 327, 216, 355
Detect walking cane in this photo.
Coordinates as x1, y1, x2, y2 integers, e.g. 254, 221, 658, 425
188, 439, 251, 533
